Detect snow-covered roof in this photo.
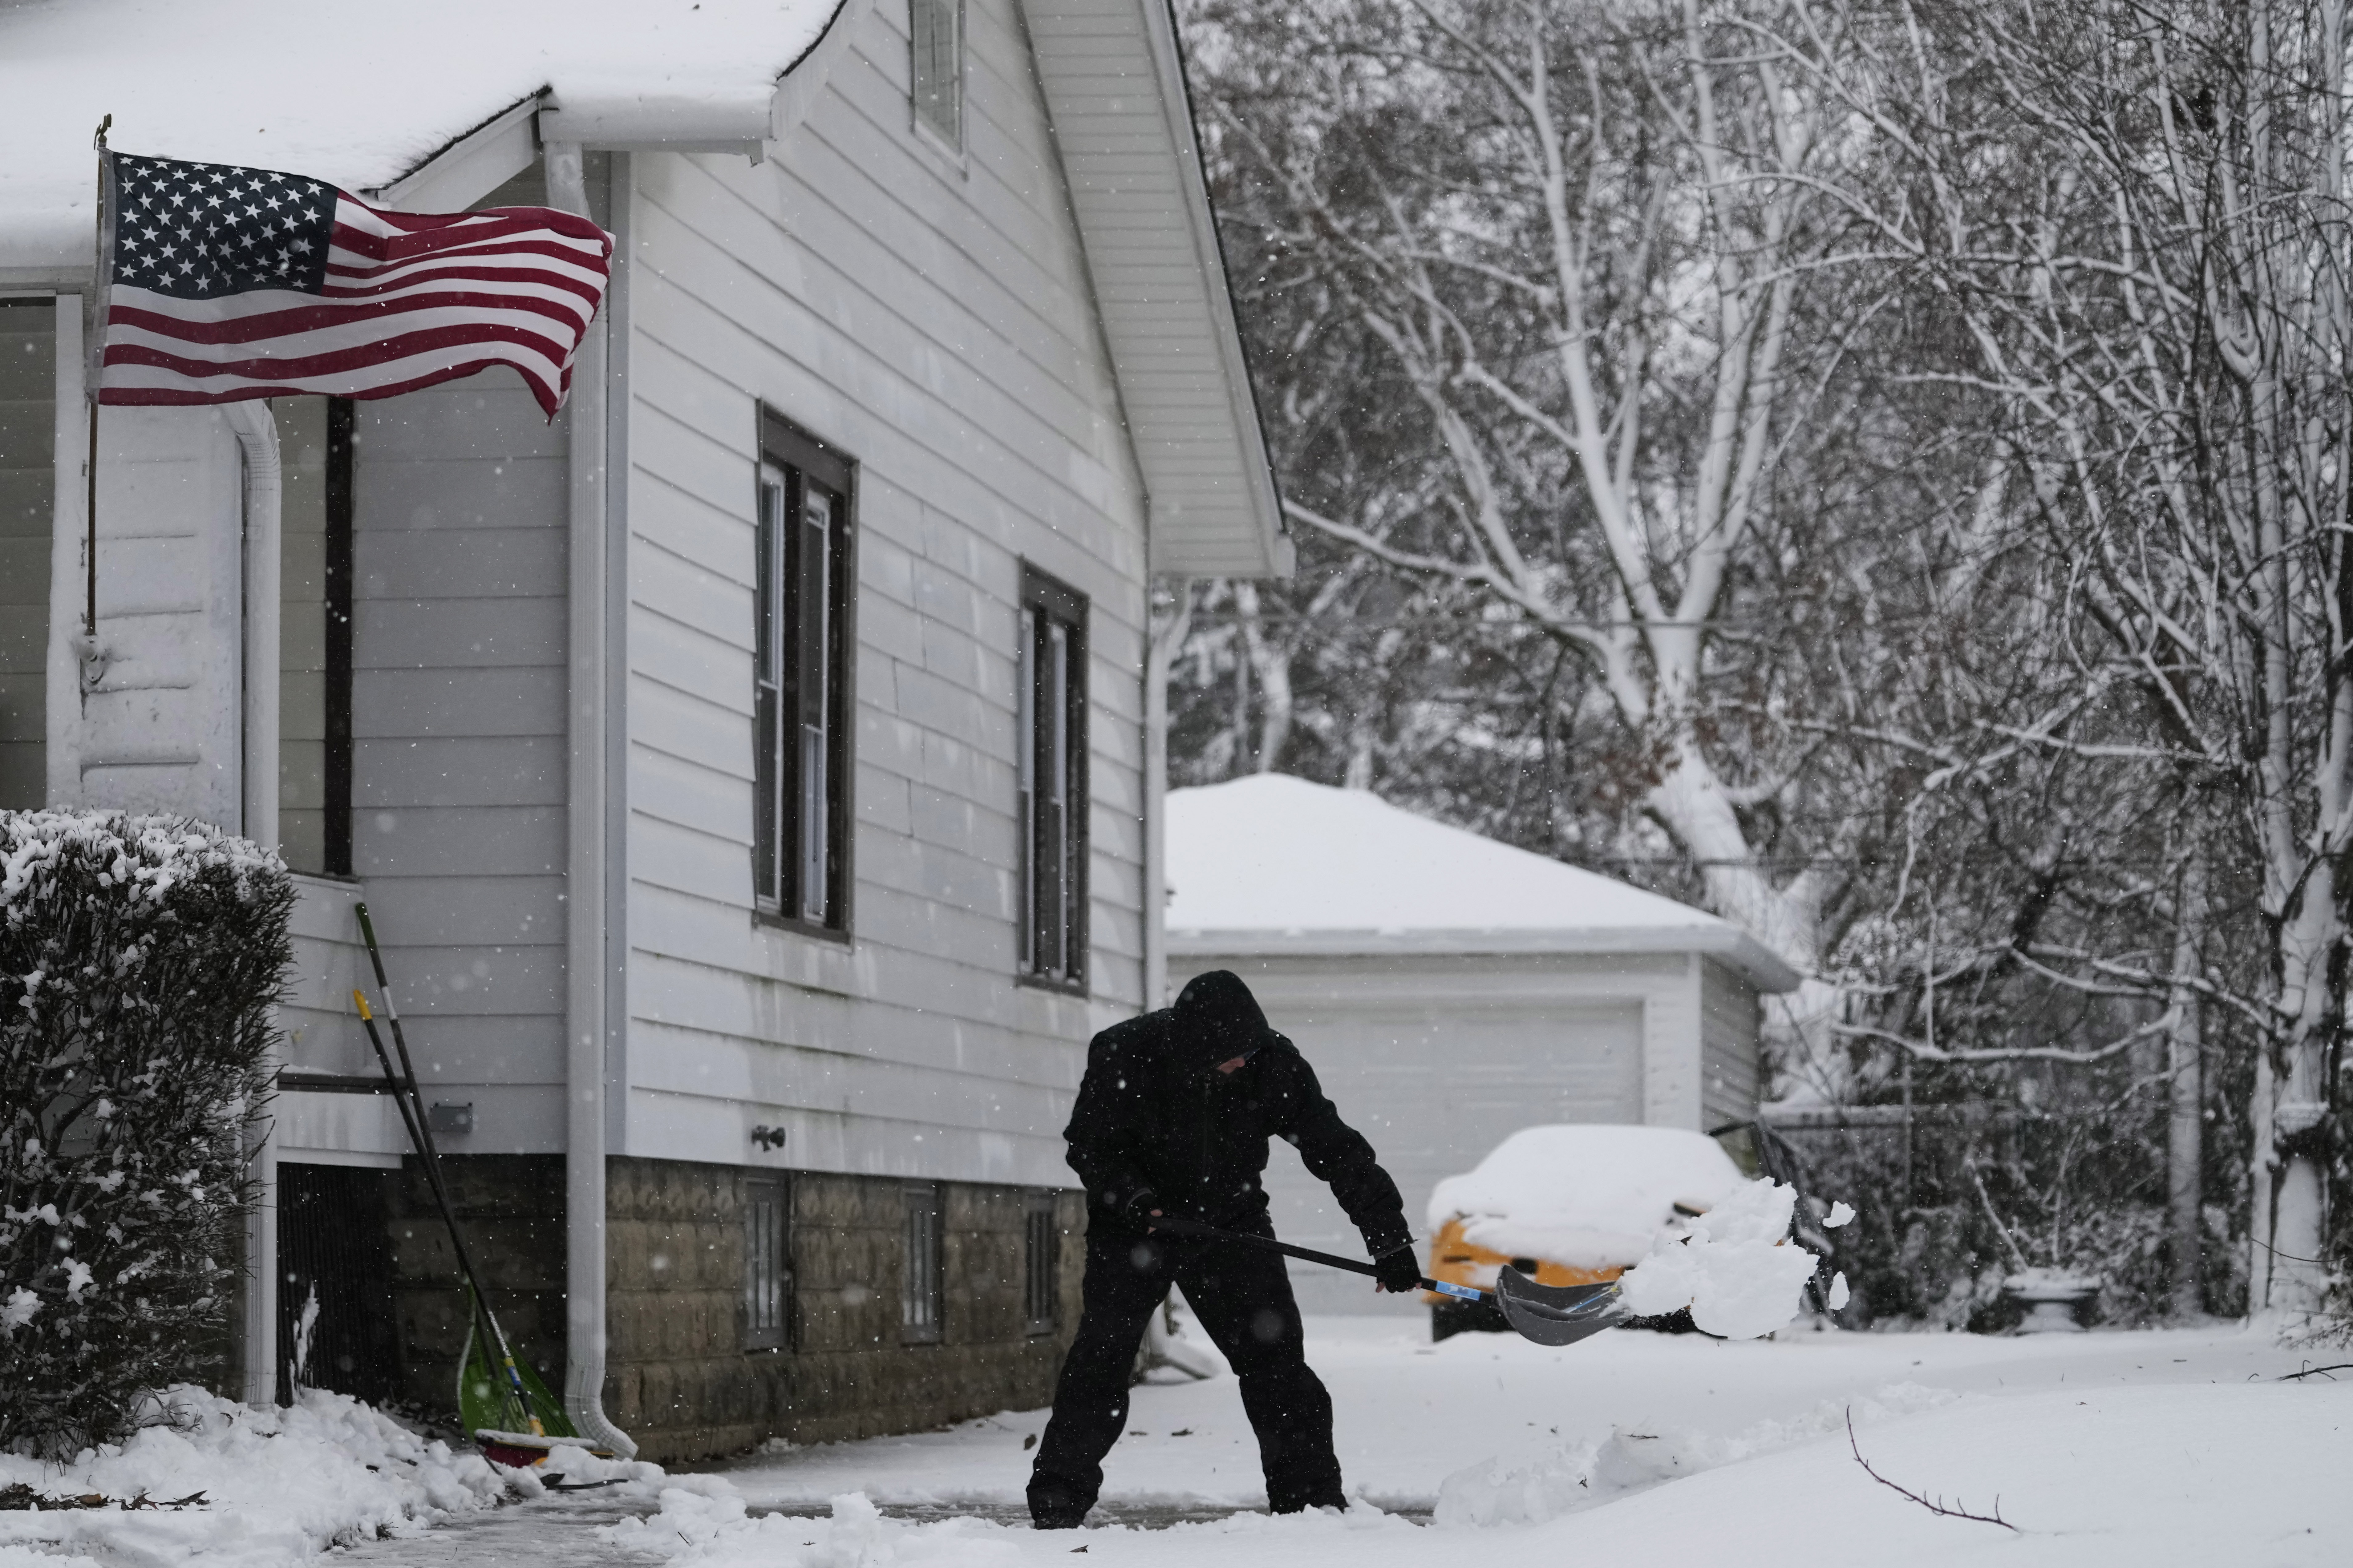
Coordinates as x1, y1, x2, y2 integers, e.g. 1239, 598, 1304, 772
0, 0, 1292, 579
0, 0, 840, 271
1165, 774, 1799, 990
1426, 1123, 1748, 1271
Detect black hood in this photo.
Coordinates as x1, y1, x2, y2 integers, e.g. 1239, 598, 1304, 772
1172, 970, 1278, 1071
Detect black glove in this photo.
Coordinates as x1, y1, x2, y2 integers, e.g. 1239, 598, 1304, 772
1120, 1187, 1163, 1227
1372, 1242, 1422, 1294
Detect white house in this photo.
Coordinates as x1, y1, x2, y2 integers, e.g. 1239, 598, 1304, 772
1165, 774, 1800, 1312
0, 0, 1287, 1458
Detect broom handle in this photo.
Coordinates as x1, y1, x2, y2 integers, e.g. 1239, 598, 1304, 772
355, 994, 538, 1429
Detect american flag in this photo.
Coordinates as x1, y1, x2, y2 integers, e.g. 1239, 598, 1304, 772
97, 152, 613, 418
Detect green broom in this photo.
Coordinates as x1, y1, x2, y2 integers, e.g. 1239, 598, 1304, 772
350, 938, 599, 1465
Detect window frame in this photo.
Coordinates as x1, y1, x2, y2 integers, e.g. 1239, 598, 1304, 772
1017, 565, 1089, 992
743, 1172, 793, 1353
1023, 1191, 1060, 1337
907, 0, 966, 152
752, 409, 857, 941
901, 1181, 944, 1346
322, 397, 355, 877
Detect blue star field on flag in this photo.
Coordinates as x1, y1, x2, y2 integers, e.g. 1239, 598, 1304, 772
110, 152, 337, 299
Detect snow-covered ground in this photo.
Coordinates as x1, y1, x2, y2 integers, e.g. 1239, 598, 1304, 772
642, 1315, 2346, 1567
0, 1386, 667, 1568
9, 1319, 2344, 1567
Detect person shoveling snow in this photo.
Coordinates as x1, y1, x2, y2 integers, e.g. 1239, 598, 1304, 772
1027, 970, 1425, 1529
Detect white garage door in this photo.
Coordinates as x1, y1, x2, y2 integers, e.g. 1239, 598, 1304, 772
1255, 1001, 1644, 1313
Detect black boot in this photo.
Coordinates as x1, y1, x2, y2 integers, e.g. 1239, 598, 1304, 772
1029, 1482, 1090, 1530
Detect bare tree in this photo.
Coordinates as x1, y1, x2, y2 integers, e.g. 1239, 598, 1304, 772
1775, 0, 2353, 1317
1194, 0, 1914, 1074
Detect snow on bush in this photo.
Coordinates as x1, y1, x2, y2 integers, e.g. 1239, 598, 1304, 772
0, 1385, 509, 1566
1431, 1381, 1959, 1528
1, 810, 292, 1457
1615, 1179, 1822, 1337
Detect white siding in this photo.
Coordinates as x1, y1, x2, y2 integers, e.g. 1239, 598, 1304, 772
347, 365, 571, 1152
63, 406, 244, 825
618, 0, 1152, 1186
0, 300, 52, 809
1699, 957, 1762, 1132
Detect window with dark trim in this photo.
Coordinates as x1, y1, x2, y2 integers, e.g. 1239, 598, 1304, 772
1023, 1192, 1060, 1336
1019, 567, 1087, 988
909, 0, 964, 149
743, 1173, 792, 1352
274, 395, 354, 878
902, 1182, 943, 1344
754, 412, 855, 934
323, 398, 354, 876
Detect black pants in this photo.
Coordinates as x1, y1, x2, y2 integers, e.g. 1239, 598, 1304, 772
1027, 1228, 1343, 1517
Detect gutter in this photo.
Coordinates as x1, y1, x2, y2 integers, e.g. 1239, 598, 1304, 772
545, 141, 636, 1461
1167, 924, 1805, 995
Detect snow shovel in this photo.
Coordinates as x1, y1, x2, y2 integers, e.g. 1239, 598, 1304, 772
1146, 1215, 1626, 1347
352, 906, 601, 1464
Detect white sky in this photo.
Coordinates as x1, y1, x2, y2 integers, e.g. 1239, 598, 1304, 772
1165, 774, 1730, 937
0, 0, 843, 267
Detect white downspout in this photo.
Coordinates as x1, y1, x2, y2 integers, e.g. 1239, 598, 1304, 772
225, 398, 280, 1404
1142, 579, 1192, 1009
545, 140, 636, 1458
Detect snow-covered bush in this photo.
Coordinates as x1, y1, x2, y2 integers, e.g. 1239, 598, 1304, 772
1, 810, 292, 1457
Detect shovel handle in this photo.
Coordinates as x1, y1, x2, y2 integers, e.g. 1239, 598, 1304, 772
1145, 1214, 1487, 1301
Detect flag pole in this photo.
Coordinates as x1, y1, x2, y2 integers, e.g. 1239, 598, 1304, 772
86, 116, 112, 642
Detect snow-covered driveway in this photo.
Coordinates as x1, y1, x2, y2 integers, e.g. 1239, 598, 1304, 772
9, 1318, 2341, 1567
712, 1313, 2323, 1517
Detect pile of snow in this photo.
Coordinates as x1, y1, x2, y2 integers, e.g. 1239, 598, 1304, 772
1432, 1382, 1956, 1527
1426, 1125, 1748, 1271
1616, 1179, 1822, 1338
0, 1385, 514, 1567
608, 1489, 1422, 1568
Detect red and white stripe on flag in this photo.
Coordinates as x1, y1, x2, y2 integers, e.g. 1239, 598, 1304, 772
99, 179, 613, 419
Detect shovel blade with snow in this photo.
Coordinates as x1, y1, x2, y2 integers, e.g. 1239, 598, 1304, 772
1149, 1215, 1626, 1348
1492, 1266, 1627, 1347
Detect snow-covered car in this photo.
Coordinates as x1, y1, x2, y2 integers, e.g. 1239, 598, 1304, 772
1422, 1124, 1749, 1339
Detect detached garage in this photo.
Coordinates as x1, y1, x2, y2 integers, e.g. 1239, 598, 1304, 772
1165, 775, 1800, 1312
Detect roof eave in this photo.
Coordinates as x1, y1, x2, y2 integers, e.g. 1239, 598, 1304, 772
1170, 923, 1803, 993
1023, 0, 1292, 580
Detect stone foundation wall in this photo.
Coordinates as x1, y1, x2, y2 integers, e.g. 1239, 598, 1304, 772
603, 1159, 1084, 1462
363, 1154, 1082, 1462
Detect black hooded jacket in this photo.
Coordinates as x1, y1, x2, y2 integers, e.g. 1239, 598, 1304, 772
1062, 971, 1412, 1256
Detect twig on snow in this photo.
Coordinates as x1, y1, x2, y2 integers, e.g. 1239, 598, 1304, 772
2278, 1362, 2353, 1382
1846, 1408, 2020, 1532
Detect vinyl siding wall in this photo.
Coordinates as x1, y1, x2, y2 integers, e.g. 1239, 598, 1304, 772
618, 0, 1150, 1186
338, 157, 572, 1146
0, 301, 52, 809
1698, 957, 1763, 1133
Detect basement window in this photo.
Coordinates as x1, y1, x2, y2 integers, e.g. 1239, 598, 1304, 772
902, 1182, 943, 1345
1024, 1192, 1060, 1336
743, 1173, 792, 1352
909, 0, 964, 149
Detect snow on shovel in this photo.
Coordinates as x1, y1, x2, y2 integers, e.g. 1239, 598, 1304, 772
1147, 1216, 1624, 1347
